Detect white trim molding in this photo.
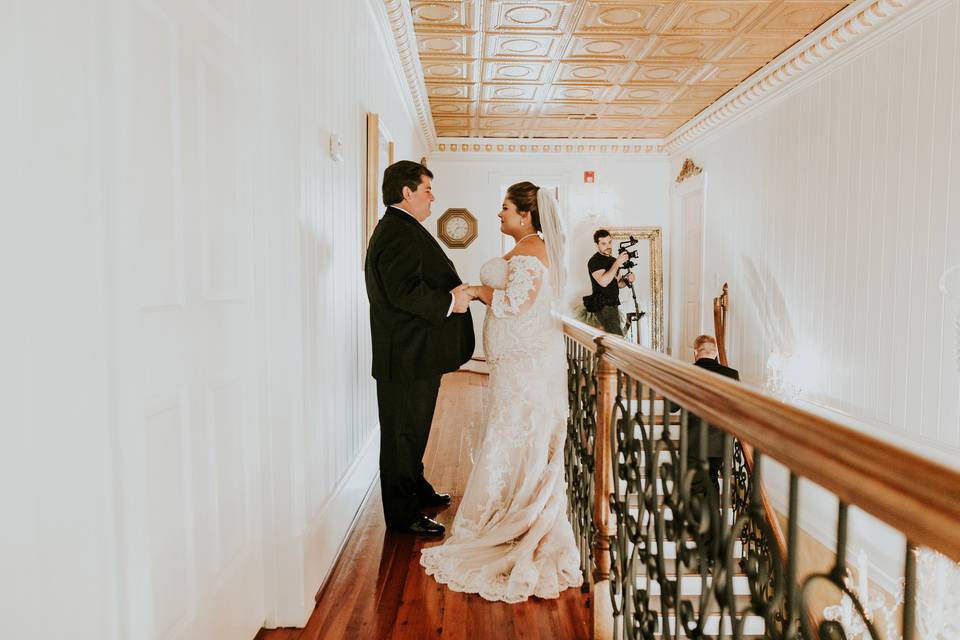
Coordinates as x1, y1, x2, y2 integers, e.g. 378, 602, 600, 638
434, 137, 666, 156
664, 0, 937, 152
379, 0, 436, 150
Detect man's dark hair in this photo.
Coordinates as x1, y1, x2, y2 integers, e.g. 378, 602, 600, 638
593, 228, 611, 244
382, 160, 433, 206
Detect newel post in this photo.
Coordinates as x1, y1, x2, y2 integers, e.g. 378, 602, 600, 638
592, 339, 617, 640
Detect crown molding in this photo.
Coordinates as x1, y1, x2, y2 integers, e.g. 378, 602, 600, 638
433, 137, 666, 156
664, 0, 935, 153
378, 0, 436, 150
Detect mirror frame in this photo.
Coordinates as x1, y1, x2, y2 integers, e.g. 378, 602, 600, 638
364, 112, 394, 261
601, 226, 664, 351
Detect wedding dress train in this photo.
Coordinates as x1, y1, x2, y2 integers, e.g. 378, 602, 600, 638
420, 254, 582, 603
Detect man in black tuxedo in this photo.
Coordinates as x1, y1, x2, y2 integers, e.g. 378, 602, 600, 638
683, 335, 740, 557
364, 160, 475, 536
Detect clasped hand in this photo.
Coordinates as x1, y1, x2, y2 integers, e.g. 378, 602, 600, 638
450, 284, 477, 313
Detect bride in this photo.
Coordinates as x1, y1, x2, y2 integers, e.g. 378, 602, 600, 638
419, 181, 582, 603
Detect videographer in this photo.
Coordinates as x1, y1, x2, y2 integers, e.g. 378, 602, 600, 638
586, 229, 635, 335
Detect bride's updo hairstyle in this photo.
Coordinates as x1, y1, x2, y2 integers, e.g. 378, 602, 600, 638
506, 181, 542, 232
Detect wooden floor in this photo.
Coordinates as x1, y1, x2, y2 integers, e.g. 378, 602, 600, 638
256, 371, 590, 640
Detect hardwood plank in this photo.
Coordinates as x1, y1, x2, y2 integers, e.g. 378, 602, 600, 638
257, 371, 589, 639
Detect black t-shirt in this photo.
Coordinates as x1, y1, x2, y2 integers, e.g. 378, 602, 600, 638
588, 252, 620, 306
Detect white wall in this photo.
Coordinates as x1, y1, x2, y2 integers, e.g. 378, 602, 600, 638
1, 0, 423, 636
669, 0, 960, 588
424, 153, 671, 354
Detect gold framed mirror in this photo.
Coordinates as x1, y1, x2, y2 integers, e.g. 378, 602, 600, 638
364, 113, 395, 257
579, 226, 664, 351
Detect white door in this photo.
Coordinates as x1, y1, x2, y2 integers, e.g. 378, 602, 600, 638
679, 187, 704, 362
108, 1, 264, 637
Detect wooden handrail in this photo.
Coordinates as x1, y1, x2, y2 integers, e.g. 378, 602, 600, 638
561, 317, 960, 563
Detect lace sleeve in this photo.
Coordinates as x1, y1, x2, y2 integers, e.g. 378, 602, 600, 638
491, 257, 543, 318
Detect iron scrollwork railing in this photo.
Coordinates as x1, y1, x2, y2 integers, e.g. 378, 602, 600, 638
561, 318, 960, 640
565, 334, 598, 590
607, 371, 790, 640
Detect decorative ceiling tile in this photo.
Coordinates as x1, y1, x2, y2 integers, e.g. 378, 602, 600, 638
483, 60, 549, 82
555, 62, 626, 84
660, 1, 768, 34
642, 35, 731, 60
720, 35, 794, 62
430, 101, 476, 115
488, 1, 572, 31
671, 83, 732, 103
564, 35, 652, 60
612, 84, 682, 103
417, 33, 474, 59
411, 1, 474, 30
545, 84, 611, 103
657, 101, 710, 117
481, 102, 534, 116
623, 62, 699, 84
540, 103, 602, 116
433, 116, 473, 129
479, 117, 529, 130
578, 2, 671, 33
485, 34, 560, 59
422, 60, 476, 83
406, 0, 854, 139
426, 83, 476, 100
482, 83, 542, 102
748, 1, 849, 34
599, 103, 663, 117
696, 62, 760, 85
481, 129, 524, 137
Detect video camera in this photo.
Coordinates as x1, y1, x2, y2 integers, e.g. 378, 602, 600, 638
618, 235, 640, 272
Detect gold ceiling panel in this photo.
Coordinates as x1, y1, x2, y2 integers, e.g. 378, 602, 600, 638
409, 0, 853, 139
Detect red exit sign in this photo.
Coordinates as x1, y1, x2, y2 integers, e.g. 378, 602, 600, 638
583, 171, 595, 183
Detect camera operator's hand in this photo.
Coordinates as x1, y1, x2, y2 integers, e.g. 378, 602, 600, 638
625, 272, 636, 284
615, 252, 630, 266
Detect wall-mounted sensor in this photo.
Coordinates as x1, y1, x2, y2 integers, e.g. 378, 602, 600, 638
329, 133, 344, 162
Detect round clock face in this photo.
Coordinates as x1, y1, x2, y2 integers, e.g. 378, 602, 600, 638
445, 216, 469, 240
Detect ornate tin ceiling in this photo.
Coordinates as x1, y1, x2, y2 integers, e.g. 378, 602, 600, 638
411, 1, 851, 139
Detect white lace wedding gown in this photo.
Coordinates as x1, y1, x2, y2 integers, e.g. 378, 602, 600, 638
420, 254, 583, 603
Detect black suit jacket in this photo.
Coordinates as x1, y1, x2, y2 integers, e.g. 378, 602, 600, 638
687, 357, 740, 458
364, 207, 475, 382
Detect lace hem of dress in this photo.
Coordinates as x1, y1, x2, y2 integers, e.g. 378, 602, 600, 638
419, 548, 584, 604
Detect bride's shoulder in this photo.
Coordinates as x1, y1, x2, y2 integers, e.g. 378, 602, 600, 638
505, 240, 549, 268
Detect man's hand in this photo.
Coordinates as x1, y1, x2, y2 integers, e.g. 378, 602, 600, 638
625, 272, 636, 283
614, 251, 630, 266
451, 284, 473, 313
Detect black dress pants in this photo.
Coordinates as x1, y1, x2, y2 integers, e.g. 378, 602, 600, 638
689, 456, 723, 557
376, 375, 442, 528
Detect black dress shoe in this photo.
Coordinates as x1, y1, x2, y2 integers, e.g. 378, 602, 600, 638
403, 514, 445, 536
419, 491, 452, 508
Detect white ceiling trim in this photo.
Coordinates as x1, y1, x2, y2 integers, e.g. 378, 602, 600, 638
434, 137, 666, 156
664, 0, 935, 152
380, 0, 437, 149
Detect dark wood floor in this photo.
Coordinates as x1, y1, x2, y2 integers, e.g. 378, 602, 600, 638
257, 371, 590, 640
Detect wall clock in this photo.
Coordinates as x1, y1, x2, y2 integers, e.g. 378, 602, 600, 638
437, 208, 478, 248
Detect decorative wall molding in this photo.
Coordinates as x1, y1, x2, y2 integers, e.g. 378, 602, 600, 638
664, 0, 932, 152
675, 158, 703, 183
434, 137, 666, 156
380, 0, 436, 149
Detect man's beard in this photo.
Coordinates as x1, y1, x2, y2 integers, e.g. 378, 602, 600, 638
601, 248, 612, 256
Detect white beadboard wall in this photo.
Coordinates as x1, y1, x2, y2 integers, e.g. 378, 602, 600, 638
1, 0, 423, 636
423, 153, 672, 355
673, 0, 960, 457
669, 0, 960, 589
